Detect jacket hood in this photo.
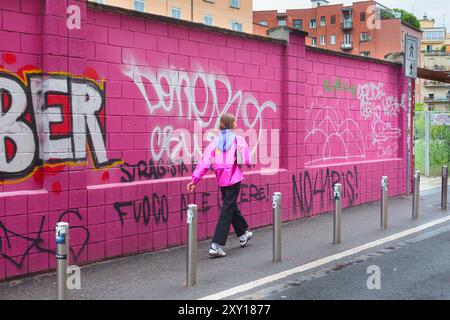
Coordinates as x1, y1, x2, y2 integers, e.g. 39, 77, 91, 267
215, 129, 236, 152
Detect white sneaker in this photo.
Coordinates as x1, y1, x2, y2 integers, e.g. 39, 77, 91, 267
240, 231, 253, 248
209, 246, 226, 258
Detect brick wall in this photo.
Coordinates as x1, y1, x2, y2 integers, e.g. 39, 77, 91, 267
0, 1, 409, 281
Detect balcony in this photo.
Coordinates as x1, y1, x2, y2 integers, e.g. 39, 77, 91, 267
424, 81, 450, 87
341, 42, 353, 50
341, 20, 353, 30
433, 65, 448, 71
422, 50, 450, 56
424, 97, 450, 103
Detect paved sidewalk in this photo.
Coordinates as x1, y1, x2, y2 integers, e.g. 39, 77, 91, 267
0, 186, 449, 300
420, 176, 449, 191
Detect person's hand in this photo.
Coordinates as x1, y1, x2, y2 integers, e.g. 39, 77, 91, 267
187, 182, 196, 193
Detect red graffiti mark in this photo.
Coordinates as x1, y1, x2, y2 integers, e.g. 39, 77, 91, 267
52, 181, 62, 193
4, 137, 17, 163
3, 53, 16, 65
16, 65, 39, 82
83, 68, 105, 129
33, 168, 44, 184
1, 90, 12, 114
102, 171, 109, 182
83, 67, 99, 81
44, 165, 65, 175
45, 94, 71, 136
24, 113, 32, 124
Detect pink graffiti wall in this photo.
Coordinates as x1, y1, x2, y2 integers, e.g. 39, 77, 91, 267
0, 0, 409, 280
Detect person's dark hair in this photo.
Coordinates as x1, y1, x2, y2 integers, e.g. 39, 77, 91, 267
219, 113, 236, 130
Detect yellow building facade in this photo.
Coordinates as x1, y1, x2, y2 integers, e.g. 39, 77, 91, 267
418, 15, 450, 110
419, 15, 449, 52
90, 0, 253, 33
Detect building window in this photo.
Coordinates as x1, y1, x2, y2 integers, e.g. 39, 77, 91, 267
360, 12, 366, 21
320, 16, 326, 26
311, 37, 317, 46
320, 35, 326, 45
344, 33, 351, 42
423, 29, 445, 41
259, 20, 268, 26
293, 19, 303, 29
343, 32, 352, 47
342, 10, 352, 28
330, 34, 336, 45
330, 15, 336, 25
133, 0, 145, 12
231, 21, 243, 32
361, 51, 370, 57
278, 19, 286, 26
204, 15, 214, 26
310, 18, 317, 28
360, 32, 371, 42
171, 7, 181, 19
230, 0, 240, 9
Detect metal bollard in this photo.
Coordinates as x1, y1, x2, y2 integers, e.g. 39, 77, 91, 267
442, 166, 448, 211
56, 222, 69, 300
272, 192, 282, 262
333, 184, 342, 244
186, 204, 198, 287
380, 176, 389, 229
412, 171, 421, 220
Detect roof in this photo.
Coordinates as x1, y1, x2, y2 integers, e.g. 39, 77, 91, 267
400, 20, 423, 33
307, 46, 402, 66
88, 2, 286, 45
88, 2, 403, 69
267, 26, 309, 37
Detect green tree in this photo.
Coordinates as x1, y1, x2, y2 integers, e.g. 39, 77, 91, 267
415, 102, 425, 111
393, 8, 421, 29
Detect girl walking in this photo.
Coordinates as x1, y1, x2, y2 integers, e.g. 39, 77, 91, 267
187, 113, 253, 258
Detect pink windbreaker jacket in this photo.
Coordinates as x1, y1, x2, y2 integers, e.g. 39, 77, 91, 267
192, 130, 250, 187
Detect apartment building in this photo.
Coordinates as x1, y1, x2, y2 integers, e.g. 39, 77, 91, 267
90, 0, 253, 33
418, 15, 450, 110
253, 0, 422, 60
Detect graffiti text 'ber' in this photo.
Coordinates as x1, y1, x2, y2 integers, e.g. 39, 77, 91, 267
0, 71, 117, 181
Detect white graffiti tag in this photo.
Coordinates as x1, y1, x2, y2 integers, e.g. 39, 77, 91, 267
357, 82, 405, 157
123, 58, 277, 163
305, 99, 366, 166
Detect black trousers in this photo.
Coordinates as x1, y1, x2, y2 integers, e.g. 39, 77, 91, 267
212, 182, 249, 246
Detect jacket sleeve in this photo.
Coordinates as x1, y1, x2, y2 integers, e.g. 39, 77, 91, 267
236, 136, 250, 166
191, 140, 215, 185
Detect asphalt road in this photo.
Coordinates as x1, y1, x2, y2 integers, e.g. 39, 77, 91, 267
250, 224, 450, 300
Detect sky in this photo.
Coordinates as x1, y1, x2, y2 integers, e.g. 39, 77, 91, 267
253, 0, 450, 30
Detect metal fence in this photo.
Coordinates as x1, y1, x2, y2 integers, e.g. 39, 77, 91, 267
415, 111, 450, 176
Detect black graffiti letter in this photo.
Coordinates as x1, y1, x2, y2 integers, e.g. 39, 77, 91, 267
142, 195, 151, 225
114, 201, 132, 225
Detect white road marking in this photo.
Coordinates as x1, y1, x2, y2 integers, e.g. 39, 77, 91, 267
199, 215, 450, 300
